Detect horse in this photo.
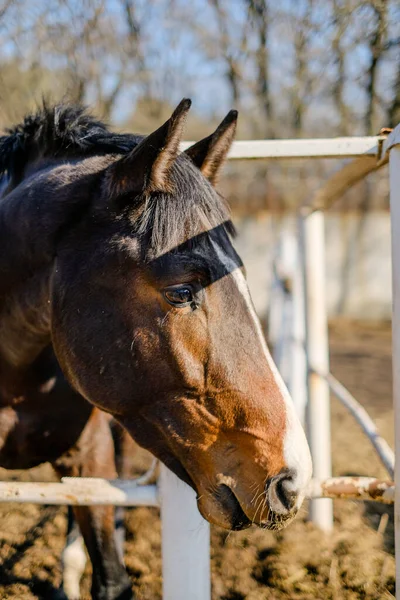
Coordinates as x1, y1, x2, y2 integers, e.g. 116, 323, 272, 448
0, 99, 312, 599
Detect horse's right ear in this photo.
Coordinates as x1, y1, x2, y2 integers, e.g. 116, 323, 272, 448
185, 110, 237, 185
105, 98, 191, 198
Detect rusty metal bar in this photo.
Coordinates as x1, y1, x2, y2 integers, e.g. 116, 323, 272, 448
307, 477, 394, 504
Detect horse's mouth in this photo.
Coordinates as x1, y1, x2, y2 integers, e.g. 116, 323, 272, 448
164, 457, 297, 532
212, 484, 297, 531
213, 484, 252, 530
162, 457, 251, 530
258, 508, 297, 531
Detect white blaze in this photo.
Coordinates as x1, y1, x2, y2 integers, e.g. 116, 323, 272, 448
230, 268, 312, 506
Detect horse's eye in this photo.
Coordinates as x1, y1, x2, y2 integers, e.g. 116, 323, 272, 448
164, 286, 193, 306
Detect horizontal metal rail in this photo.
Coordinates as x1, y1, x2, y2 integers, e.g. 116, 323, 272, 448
312, 369, 395, 479
308, 477, 394, 504
0, 478, 159, 506
181, 137, 384, 160
0, 476, 394, 506
306, 155, 387, 212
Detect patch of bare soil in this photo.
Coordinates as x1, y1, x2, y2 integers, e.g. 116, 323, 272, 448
0, 321, 395, 599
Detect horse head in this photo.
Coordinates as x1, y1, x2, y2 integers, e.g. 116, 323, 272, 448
51, 99, 312, 531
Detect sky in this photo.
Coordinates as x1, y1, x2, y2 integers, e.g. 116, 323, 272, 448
0, 0, 399, 131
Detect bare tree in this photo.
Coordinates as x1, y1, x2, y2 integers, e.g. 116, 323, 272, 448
364, 0, 389, 134
246, 0, 273, 135
0, 0, 14, 21
331, 0, 351, 134
290, 1, 315, 134
388, 58, 400, 126
208, 0, 243, 104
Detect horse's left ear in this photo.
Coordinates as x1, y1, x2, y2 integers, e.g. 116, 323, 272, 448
185, 110, 238, 185
105, 98, 191, 198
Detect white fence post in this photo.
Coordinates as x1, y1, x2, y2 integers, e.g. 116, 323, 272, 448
388, 140, 400, 600
268, 227, 308, 425
269, 230, 295, 382
268, 233, 288, 364
291, 228, 308, 425
300, 209, 333, 531
160, 465, 210, 600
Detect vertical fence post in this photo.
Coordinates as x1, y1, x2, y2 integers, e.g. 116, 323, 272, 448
299, 209, 333, 531
160, 465, 211, 600
291, 228, 308, 425
268, 228, 296, 388
268, 255, 287, 366
269, 227, 307, 425
388, 140, 400, 600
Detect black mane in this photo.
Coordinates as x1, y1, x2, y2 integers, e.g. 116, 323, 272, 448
0, 103, 235, 254
0, 103, 140, 180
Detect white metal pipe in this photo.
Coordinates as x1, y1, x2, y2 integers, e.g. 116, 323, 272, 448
388, 138, 400, 600
160, 466, 210, 600
268, 270, 287, 365
300, 210, 333, 531
181, 136, 383, 160
270, 231, 297, 384
291, 227, 308, 425
272, 287, 292, 381
0, 478, 159, 506
312, 369, 394, 478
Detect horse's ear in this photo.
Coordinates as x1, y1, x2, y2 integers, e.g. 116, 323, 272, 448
185, 110, 237, 185
106, 98, 191, 197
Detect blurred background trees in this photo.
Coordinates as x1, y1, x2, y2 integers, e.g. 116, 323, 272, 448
0, 0, 399, 210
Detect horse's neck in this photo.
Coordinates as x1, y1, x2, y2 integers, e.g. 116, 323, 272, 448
0, 163, 76, 370
0, 170, 60, 293
0, 266, 52, 370
0, 155, 109, 371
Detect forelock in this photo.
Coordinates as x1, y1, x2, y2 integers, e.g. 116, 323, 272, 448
132, 153, 235, 257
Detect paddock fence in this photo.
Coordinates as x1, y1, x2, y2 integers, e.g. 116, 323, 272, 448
1, 127, 400, 600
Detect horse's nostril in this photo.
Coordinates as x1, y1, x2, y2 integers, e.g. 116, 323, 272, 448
276, 478, 297, 511
267, 469, 298, 514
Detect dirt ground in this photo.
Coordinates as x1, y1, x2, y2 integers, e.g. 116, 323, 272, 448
0, 320, 396, 600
